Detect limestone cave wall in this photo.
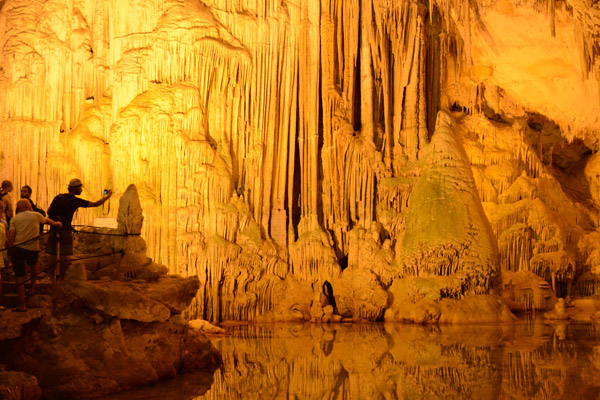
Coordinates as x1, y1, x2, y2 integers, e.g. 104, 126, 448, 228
2, 0, 600, 321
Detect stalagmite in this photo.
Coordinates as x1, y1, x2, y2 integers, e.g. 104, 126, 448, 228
398, 111, 498, 296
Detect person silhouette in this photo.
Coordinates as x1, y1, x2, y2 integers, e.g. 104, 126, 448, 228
46, 179, 112, 280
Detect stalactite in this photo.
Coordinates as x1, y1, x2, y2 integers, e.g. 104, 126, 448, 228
549, 0, 556, 37
572, 276, 600, 297
530, 250, 575, 285
498, 224, 533, 272
289, 228, 339, 283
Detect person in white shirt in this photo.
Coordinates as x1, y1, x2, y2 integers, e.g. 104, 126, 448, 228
8, 199, 61, 312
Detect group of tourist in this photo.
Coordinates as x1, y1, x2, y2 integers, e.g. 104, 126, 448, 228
1, 179, 112, 311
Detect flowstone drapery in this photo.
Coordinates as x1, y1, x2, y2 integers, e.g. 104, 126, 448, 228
2, 0, 600, 322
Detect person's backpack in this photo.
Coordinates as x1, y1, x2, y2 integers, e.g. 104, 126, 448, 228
48, 194, 69, 221
27, 199, 46, 217
34, 205, 46, 217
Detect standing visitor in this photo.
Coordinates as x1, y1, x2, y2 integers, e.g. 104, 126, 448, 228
46, 178, 112, 280
0, 180, 14, 226
0, 203, 7, 291
0, 217, 6, 299
0, 182, 12, 291
20, 185, 46, 233
0, 201, 6, 230
8, 200, 62, 311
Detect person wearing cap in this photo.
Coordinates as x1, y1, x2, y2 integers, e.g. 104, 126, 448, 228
8, 199, 62, 311
46, 178, 112, 281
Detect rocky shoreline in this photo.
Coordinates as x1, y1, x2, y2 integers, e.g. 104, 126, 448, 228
0, 185, 222, 399
0, 273, 221, 400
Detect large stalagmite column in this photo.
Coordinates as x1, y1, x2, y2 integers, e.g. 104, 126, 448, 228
400, 111, 498, 294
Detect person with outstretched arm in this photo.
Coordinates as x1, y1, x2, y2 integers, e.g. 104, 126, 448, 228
46, 178, 112, 281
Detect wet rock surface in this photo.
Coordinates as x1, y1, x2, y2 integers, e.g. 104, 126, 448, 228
0, 278, 220, 400
0, 368, 41, 400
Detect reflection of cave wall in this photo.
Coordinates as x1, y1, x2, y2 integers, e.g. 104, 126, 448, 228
2, 0, 600, 320
201, 323, 600, 399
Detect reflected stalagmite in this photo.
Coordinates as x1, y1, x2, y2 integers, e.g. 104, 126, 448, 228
2, 0, 600, 322
195, 323, 600, 400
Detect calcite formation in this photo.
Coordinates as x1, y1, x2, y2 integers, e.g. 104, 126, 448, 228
2, 0, 600, 321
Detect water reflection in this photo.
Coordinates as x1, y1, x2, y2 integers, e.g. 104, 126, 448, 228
196, 322, 600, 400
99, 368, 215, 400
98, 322, 600, 400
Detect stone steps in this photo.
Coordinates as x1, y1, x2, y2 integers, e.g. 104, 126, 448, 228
1, 281, 54, 293
0, 293, 19, 308
0, 271, 54, 309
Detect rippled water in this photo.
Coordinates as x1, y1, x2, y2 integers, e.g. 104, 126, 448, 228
104, 321, 600, 400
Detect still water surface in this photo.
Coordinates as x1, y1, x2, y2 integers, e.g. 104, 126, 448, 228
105, 321, 600, 399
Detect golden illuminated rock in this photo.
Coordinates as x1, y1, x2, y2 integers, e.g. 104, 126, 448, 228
1, 0, 600, 322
